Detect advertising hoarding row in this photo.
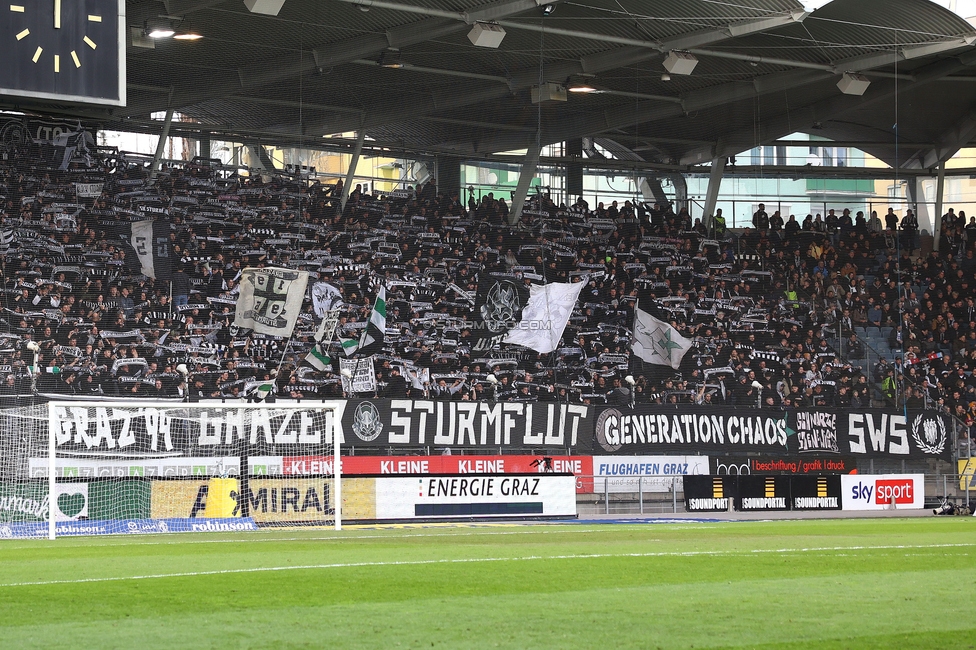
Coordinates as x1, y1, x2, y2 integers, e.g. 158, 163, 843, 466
684, 474, 925, 512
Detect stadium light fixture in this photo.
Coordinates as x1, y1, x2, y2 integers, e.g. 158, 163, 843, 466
837, 72, 870, 96
244, 0, 286, 16
663, 51, 698, 76
468, 22, 506, 49
379, 50, 405, 69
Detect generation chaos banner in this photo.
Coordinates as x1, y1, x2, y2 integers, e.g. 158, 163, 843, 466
583, 406, 950, 460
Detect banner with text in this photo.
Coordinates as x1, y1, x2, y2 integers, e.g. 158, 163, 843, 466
586, 406, 950, 460
591, 456, 710, 493
375, 474, 577, 519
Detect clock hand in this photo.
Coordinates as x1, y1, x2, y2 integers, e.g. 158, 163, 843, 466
54, 0, 60, 28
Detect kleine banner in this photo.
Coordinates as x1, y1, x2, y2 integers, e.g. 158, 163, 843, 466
840, 474, 924, 510
282, 455, 595, 493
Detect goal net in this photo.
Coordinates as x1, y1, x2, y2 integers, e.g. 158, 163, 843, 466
0, 401, 340, 539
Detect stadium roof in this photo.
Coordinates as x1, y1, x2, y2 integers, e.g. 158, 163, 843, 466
7, 0, 976, 171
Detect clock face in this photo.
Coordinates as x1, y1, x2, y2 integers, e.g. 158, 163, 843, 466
0, 0, 125, 105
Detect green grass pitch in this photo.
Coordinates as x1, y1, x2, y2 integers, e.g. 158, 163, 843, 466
0, 518, 974, 648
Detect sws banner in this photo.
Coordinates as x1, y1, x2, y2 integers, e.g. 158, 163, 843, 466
585, 406, 951, 460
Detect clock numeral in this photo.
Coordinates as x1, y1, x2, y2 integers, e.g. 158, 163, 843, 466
9, 5, 24, 12
32, 46, 42, 63
54, 55, 59, 73
84, 36, 96, 50
71, 51, 80, 68
88, 14, 101, 22
15, 28, 29, 40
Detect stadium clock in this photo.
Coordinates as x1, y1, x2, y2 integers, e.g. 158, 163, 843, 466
0, 0, 125, 105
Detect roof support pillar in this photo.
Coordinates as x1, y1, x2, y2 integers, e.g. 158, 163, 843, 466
566, 139, 584, 201
702, 156, 726, 229
508, 143, 541, 225
149, 108, 174, 180
340, 130, 366, 213
934, 162, 946, 252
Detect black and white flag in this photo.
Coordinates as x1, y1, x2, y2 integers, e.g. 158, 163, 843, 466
130, 220, 173, 281
233, 267, 309, 337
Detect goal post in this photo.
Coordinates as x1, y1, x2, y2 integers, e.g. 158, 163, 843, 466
0, 400, 341, 539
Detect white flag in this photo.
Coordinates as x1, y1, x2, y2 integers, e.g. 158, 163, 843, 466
233, 267, 309, 337
503, 281, 584, 354
632, 305, 692, 370
311, 282, 343, 317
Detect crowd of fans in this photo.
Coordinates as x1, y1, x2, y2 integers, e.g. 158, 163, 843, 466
0, 127, 974, 432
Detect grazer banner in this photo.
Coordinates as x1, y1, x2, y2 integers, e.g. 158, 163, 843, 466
46, 401, 591, 457
710, 456, 857, 476
586, 406, 951, 460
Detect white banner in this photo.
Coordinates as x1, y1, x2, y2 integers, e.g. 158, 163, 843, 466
130, 220, 155, 279
233, 267, 309, 337
374, 475, 577, 519
30, 456, 283, 478
311, 282, 343, 317
592, 456, 710, 493
840, 474, 924, 510
632, 305, 693, 369
340, 356, 376, 394
315, 309, 340, 343
504, 281, 585, 354
75, 182, 104, 198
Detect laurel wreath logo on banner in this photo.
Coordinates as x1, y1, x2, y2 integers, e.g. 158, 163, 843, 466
910, 414, 947, 455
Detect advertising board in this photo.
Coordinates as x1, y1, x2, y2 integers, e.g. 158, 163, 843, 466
840, 474, 924, 510
374, 474, 577, 519
590, 456, 709, 493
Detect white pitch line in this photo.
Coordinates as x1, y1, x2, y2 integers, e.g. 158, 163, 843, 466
1, 542, 974, 588
0, 523, 695, 550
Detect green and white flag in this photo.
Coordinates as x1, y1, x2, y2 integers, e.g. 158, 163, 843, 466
304, 342, 333, 371
357, 286, 387, 356
339, 336, 360, 357
632, 304, 692, 370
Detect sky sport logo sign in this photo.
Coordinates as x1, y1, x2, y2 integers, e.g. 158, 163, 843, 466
841, 475, 923, 510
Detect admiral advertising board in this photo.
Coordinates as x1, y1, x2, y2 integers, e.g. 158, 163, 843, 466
591, 456, 709, 493
147, 474, 576, 522
585, 406, 950, 460
840, 474, 925, 510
